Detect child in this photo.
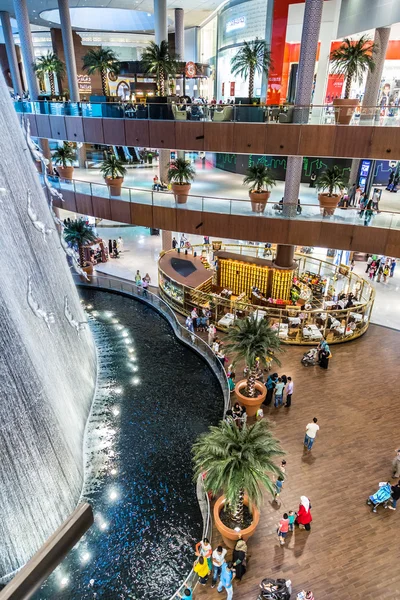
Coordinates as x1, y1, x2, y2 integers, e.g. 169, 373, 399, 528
277, 512, 289, 545
274, 476, 284, 501
288, 510, 296, 532
256, 407, 264, 421
177, 584, 192, 600
280, 459, 287, 480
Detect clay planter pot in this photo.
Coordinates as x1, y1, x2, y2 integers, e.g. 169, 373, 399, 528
57, 165, 74, 180
171, 182, 191, 204
81, 263, 93, 283
105, 176, 124, 197
249, 190, 270, 213
332, 98, 359, 125
234, 379, 266, 418
213, 495, 260, 549
318, 193, 340, 217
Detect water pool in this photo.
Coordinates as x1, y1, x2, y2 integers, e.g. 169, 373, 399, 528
34, 290, 224, 599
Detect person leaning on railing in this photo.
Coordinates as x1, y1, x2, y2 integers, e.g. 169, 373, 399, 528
177, 583, 193, 599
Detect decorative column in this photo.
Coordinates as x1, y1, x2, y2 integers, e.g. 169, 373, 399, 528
158, 148, 170, 182
361, 27, 391, 123
162, 230, 172, 251
175, 8, 185, 159
13, 0, 39, 100
283, 0, 324, 217
154, 0, 167, 46
57, 0, 80, 103
0, 11, 24, 96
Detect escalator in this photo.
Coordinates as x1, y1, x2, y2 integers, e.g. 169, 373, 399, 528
114, 146, 126, 162
127, 147, 141, 163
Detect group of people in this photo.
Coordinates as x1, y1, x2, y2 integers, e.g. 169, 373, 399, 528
108, 237, 124, 259
366, 255, 396, 282
134, 270, 151, 295
172, 234, 190, 249
191, 535, 248, 598
152, 175, 168, 191
276, 496, 313, 545
264, 373, 294, 408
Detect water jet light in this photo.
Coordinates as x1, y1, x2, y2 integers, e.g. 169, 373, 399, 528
112, 408, 120, 416
109, 490, 118, 500
81, 552, 90, 563
132, 377, 140, 385
100, 522, 107, 530
114, 387, 123, 394
111, 468, 117, 475
60, 577, 69, 587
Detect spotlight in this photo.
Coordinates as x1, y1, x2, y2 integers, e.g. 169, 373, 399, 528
109, 490, 118, 500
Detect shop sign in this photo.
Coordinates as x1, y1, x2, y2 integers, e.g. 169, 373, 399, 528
77, 74, 91, 93
230, 82, 235, 97
185, 61, 196, 78
226, 16, 246, 33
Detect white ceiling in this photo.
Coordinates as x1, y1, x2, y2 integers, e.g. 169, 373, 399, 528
0, 0, 225, 30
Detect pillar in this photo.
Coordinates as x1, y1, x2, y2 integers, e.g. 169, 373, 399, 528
13, 0, 40, 100
158, 148, 170, 182
348, 159, 360, 189
174, 8, 185, 159
360, 27, 391, 123
154, 0, 167, 46
274, 244, 295, 268
162, 230, 172, 251
57, 0, 80, 103
0, 11, 24, 96
283, 0, 323, 216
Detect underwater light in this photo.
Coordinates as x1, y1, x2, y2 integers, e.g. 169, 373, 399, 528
60, 577, 69, 587
81, 552, 90, 563
132, 377, 140, 385
109, 490, 118, 500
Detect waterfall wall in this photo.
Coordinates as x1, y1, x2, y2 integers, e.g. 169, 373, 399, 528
0, 72, 97, 577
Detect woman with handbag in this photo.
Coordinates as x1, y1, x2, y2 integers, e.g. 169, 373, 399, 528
295, 496, 313, 531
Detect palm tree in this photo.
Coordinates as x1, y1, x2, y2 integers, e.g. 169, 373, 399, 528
316, 166, 347, 197
225, 317, 282, 398
52, 142, 76, 168
330, 35, 377, 99
82, 48, 120, 96
167, 157, 195, 186
243, 164, 276, 193
230, 38, 272, 101
33, 52, 65, 96
193, 419, 284, 523
100, 155, 127, 180
64, 219, 97, 268
140, 40, 178, 96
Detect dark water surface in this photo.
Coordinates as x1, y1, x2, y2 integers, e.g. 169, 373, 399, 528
34, 290, 223, 600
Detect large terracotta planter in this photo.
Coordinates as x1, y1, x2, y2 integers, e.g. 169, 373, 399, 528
235, 380, 266, 418
249, 190, 270, 214
57, 165, 74, 180
332, 98, 358, 125
214, 495, 260, 549
171, 183, 191, 204
81, 263, 93, 282
318, 193, 340, 217
105, 176, 124, 197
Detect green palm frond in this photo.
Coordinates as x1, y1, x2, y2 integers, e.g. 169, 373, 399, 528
316, 166, 348, 196
52, 142, 76, 167
140, 41, 178, 95
330, 35, 377, 99
224, 317, 283, 371
193, 420, 284, 509
82, 48, 120, 76
243, 164, 276, 193
100, 155, 127, 180
167, 158, 196, 185
64, 219, 97, 247
231, 38, 272, 100
33, 52, 65, 77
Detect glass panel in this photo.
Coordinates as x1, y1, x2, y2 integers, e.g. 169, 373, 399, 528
74, 180, 92, 195
129, 188, 152, 205
202, 196, 230, 214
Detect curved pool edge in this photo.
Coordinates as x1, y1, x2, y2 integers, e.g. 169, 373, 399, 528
75, 274, 226, 598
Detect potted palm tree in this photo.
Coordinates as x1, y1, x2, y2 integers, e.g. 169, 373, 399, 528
82, 48, 120, 96
33, 52, 65, 96
167, 158, 195, 204
244, 164, 276, 213
225, 317, 282, 417
64, 219, 97, 280
316, 166, 347, 216
330, 35, 376, 124
230, 38, 271, 102
140, 40, 178, 97
193, 420, 284, 548
100, 155, 127, 196
52, 142, 76, 180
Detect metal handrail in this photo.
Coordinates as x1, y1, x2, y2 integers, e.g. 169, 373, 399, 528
73, 271, 223, 599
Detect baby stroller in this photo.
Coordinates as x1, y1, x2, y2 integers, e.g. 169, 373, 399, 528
301, 348, 318, 367
258, 578, 291, 600
366, 482, 392, 513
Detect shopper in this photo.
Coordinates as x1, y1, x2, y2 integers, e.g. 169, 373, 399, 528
392, 449, 400, 478
177, 584, 192, 599
390, 259, 396, 277
185, 315, 194, 333
195, 537, 212, 570
228, 372, 236, 393
143, 273, 151, 284
376, 262, 384, 282
135, 270, 142, 286
191, 307, 198, 331
142, 277, 149, 296
117, 236, 124, 252
365, 255, 373, 273
274, 476, 284, 501
277, 512, 290, 545
193, 556, 210, 585
217, 562, 235, 599
207, 322, 216, 346
295, 496, 313, 531
232, 538, 247, 581
211, 545, 227, 588
274, 377, 285, 408
383, 263, 390, 282
304, 417, 319, 451
172, 236, 178, 249
180, 233, 187, 247
288, 510, 296, 532
264, 373, 278, 406
285, 377, 293, 407
280, 459, 287, 480
347, 183, 356, 206
389, 481, 400, 510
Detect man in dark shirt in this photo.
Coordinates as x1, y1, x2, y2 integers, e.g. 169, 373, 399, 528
388, 481, 400, 510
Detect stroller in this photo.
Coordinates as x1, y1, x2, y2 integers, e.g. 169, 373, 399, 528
258, 578, 292, 600
366, 482, 392, 513
301, 348, 318, 367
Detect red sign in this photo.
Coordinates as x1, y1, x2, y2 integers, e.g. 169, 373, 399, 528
325, 74, 344, 103
230, 82, 235, 97
222, 82, 225, 97
185, 61, 196, 78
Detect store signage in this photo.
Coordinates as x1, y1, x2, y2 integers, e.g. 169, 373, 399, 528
230, 82, 235, 97
77, 74, 91, 93
226, 16, 246, 33
185, 61, 196, 78
358, 159, 371, 191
